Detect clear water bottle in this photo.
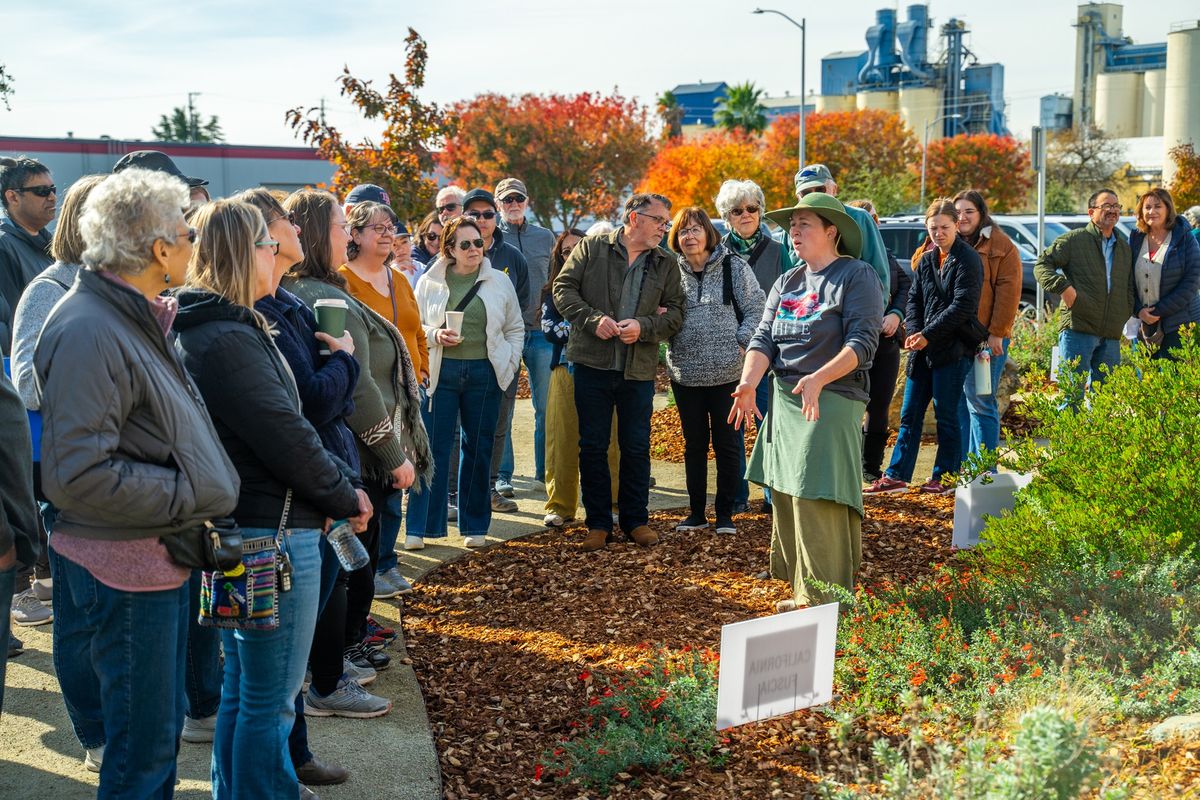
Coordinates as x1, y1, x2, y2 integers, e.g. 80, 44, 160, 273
327, 520, 369, 571
974, 346, 993, 395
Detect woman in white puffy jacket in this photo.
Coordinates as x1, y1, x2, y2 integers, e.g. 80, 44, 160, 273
408, 215, 523, 548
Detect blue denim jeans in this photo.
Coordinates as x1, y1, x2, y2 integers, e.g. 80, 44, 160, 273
0, 565, 13, 716
735, 373, 772, 507
886, 356, 972, 483
212, 527, 321, 800
957, 339, 1009, 465
574, 365, 655, 532
376, 490, 405, 574
288, 534, 343, 769
498, 332, 554, 483
185, 570, 222, 720
50, 545, 189, 799
1058, 329, 1121, 395
407, 359, 502, 539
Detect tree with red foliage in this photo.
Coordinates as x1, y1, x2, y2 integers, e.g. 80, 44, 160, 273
637, 132, 768, 215
440, 92, 656, 231
1167, 143, 1200, 209
924, 134, 1031, 212
285, 29, 455, 223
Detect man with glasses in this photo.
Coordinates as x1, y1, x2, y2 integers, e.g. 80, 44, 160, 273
495, 178, 557, 494
435, 185, 467, 223
1034, 188, 1133, 396
0, 156, 55, 356
461, 188, 530, 512
553, 193, 685, 552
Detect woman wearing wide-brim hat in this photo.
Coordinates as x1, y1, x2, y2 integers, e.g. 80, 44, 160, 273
728, 192, 884, 612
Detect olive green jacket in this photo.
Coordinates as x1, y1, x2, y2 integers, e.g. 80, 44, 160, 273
1033, 223, 1134, 339
552, 227, 685, 381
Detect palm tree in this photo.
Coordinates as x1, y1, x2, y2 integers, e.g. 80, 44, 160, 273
714, 82, 768, 135
656, 90, 684, 140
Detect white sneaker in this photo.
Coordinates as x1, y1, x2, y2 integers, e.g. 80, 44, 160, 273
543, 513, 566, 528
84, 745, 104, 773
181, 713, 216, 743
404, 535, 425, 551
463, 535, 487, 548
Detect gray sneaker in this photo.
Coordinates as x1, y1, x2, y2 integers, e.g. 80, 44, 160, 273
490, 490, 517, 513
373, 574, 400, 600
11, 589, 52, 626
495, 480, 515, 498
341, 657, 377, 687
383, 567, 413, 595
304, 680, 392, 718
32, 577, 52, 603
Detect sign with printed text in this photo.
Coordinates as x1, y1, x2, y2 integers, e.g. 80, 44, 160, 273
715, 602, 838, 730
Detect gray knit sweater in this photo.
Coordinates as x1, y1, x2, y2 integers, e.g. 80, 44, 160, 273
11, 261, 80, 409
666, 244, 766, 387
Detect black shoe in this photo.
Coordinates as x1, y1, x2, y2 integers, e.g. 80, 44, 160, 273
715, 517, 736, 534
761, 500, 773, 515
675, 514, 709, 531
7, 633, 23, 658
344, 643, 391, 671
731, 502, 751, 515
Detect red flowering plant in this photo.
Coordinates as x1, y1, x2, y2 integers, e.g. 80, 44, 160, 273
536, 646, 723, 789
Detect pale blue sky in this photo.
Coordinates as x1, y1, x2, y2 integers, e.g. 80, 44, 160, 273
2, 0, 1195, 145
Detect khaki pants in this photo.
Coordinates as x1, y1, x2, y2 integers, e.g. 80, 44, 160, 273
769, 494, 862, 605
544, 366, 619, 519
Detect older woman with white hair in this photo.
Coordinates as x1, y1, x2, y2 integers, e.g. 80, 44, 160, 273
716, 179, 786, 514
35, 168, 240, 795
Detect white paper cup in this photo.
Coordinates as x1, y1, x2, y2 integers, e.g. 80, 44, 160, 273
445, 311, 464, 335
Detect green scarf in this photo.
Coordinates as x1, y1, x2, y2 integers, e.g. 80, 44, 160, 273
729, 228, 760, 257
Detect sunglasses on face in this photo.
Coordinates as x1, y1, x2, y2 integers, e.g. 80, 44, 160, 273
437, 202, 461, 214
177, 227, 197, 244
465, 210, 496, 221
14, 184, 56, 198
424, 232, 441, 242
500, 194, 526, 204
357, 223, 395, 236
730, 205, 760, 216
457, 238, 485, 251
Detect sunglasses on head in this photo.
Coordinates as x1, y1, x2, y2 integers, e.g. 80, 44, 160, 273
437, 202, 461, 213
14, 184, 56, 198
458, 238, 485, 251
500, 194, 526, 204
465, 210, 496, 221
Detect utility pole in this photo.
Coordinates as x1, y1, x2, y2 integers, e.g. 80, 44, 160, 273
187, 91, 201, 142
319, 97, 327, 127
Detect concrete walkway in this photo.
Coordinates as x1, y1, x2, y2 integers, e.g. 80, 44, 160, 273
0, 395, 934, 798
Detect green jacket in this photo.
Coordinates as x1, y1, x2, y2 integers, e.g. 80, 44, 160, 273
1033, 223, 1134, 339
552, 227, 685, 381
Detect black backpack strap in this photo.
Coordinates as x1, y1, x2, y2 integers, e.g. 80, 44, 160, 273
452, 280, 483, 313
722, 254, 743, 325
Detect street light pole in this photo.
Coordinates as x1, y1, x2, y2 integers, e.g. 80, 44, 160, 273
753, 8, 806, 169
920, 113, 962, 208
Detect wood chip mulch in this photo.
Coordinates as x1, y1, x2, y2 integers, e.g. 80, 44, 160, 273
403, 494, 961, 798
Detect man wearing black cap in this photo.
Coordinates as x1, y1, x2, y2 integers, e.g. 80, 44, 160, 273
113, 149, 210, 205
461, 188, 530, 512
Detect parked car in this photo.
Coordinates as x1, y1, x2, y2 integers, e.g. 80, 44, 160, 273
877, 216, 1056, 319
1045, 214, 1136, 240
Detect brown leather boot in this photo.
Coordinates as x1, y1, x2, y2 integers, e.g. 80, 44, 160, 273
579, 529, 609, 551
627, 525, 659, 547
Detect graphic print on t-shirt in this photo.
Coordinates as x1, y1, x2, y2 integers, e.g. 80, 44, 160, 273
772, 290, 824, 344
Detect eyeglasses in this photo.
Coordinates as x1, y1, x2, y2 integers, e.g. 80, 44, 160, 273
457, 238, 485, 251
635, 210, 671, 229
465, 210, 497, 221
799, 186, 828, 197
1090, 203, 1121, 212
730, 205, 760, 217
176, 228, 197, 244
500, 194, 527, 204
424, 232, 441, 242
357, 223, 395, 236
436, 202, 461, 214
256, 238, 280, 255
13, 184, 56, 198
271, 211, 297, 226
679, 226, 705, 239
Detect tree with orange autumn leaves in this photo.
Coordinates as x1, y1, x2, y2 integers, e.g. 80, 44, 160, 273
439, 92, 656, 231
923, 134, 1031, 212
1167, 143, 1200, 209
637, 131, 773, 214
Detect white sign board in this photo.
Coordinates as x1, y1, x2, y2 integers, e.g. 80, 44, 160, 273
952, 472, 1033, 549
715, 602, 839, 730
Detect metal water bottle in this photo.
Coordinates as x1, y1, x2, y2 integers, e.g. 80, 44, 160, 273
327, 520, 370, 571
974, 346, 992, 395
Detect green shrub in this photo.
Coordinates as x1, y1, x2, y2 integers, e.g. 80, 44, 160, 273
1007, 306, 1062, 377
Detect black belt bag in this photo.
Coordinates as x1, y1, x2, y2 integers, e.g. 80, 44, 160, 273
161, 517, 244, 573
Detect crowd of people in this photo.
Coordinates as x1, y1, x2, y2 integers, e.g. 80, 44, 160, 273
0, 146, 1197, 798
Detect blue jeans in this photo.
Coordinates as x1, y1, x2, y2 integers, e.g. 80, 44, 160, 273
376, 490, 405, 574
288, 534, 343, 769
499, 332, 554, 483
0, 566, 12, 715
185, 570, 222, 720
574, 365, 655, 532
735, 373, 772, 507
1058, 329, 1121, 396
958, 339, 1009, 465
407, 359, 502, 539
212, 527, 321, 800
886, 356, 972, 483
50, 545, 189, 799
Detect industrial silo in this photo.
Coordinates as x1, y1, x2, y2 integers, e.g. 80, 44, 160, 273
1094, 71, 1142, 138
898, 85, 943, 140
1163, 21, 1200, 185
816, 95, 857, 113
1141, 69, 1165, 137
856, 90, 899, 113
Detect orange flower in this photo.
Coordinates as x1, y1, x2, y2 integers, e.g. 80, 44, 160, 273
948, 673, 962, 685
910, 670, 927, 688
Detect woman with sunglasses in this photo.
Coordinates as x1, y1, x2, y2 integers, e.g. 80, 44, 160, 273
409, 216, 523, 548
281, 190, 431, 671
412, 211, 442, 271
